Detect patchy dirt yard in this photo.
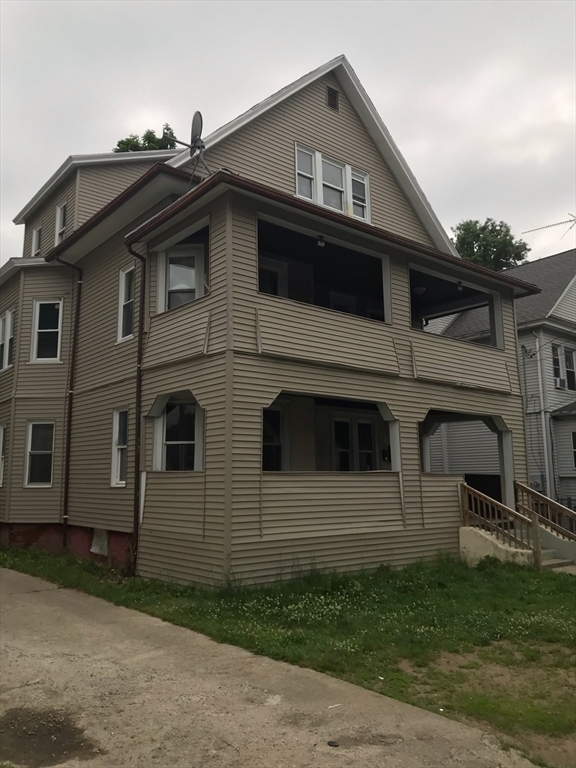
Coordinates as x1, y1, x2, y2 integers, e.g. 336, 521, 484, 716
0, 568, 539, 768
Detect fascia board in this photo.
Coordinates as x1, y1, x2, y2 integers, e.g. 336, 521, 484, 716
13, 150, 180, 225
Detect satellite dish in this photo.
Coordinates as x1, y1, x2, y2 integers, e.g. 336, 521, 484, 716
191, 111, 203, 146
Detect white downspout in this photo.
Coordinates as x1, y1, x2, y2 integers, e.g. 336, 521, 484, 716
533, 331, 552, 496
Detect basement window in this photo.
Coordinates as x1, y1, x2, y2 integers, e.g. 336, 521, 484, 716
409, 267, 503, 348
258, 220, 386, 322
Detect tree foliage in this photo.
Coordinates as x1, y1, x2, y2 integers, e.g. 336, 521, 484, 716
451, 218, 530, 271
113, 124, 176, 153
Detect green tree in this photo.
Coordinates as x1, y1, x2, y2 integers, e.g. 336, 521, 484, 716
113, 124, 176, 153
451, 218, 530, 271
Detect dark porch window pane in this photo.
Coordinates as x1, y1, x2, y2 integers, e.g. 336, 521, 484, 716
358, 452, 374, 471
263, 409, 281, 444
357, 422, 374, 451
334, 421, 350, 450
28, 453, 53, 484
165, 404, 195, 442
263, 444, 282, 471
37, 331, 59, 359
259, 267, 279, 296
38, 303, 60, 330
31, 424, 54, 452
337, 451, 351, 471
165, 443, 195, 471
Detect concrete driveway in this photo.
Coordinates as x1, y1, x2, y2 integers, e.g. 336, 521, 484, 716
0, 568, 534, 768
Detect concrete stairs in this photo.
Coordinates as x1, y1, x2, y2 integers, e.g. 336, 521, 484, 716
540, 548, 574, 570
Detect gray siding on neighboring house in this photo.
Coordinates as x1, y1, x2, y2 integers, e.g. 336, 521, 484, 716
197, 74, 435, 247
550, 277, 576, 325
429, 421, 500, 475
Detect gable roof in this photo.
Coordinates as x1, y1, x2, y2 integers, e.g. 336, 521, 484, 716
13, 149, 180, 225
168, 55, 458, 257
445, 249, 576, 339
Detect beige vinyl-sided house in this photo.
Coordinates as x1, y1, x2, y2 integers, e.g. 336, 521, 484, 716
1, 56, 544, 585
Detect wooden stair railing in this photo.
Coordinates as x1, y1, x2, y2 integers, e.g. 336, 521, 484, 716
514, 482, 576, 542
460, 483, 541, 567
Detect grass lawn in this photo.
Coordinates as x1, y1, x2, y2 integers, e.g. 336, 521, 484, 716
1, 548, 575, 768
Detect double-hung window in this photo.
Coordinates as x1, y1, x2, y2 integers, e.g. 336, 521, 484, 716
572, 432, 576, 469
565, 349, 575, 391
117, 265, 135, 341
26, 422, 54, 486
552, 345, 561, 379
162, 244, 206, 311
164, 402, 196, 470
32, 227, 42, 257
0, 310, 14, 369
111, 409, 128, 486
295, 144, 370, 221
55, 203, 67, 244
32, 300, 62, 361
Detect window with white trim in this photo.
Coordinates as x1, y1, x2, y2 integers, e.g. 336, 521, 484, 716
55, 202, 67, 244
152, 396, 204, 471
31, 300, 62, 361
0, 310, 14, 370
565, 348, 575, 391
0, 424, 5, 486
25, 422, 54, 486
111, 409, 128, 486
295, 144, 370, 221
552, 345, 561, 379
331, 413, 379, 471
117, 265, 135, 341
162, 244, 206, 311
572, 432, 576, 469
32, 227, 42, 257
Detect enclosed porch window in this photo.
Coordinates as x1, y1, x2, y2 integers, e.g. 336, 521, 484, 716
262, 394, 394, 472
258, 221, 386, 322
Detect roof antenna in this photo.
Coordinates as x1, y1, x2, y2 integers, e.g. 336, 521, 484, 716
164, 111, 212, 180
522, 214, 576, 240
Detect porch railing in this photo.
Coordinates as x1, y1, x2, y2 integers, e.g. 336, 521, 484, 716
514, 482, 576, 542
460, 483, 541, 567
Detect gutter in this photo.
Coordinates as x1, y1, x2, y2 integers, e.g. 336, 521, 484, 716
126, 244, 147, 575
53, 256, 83, 549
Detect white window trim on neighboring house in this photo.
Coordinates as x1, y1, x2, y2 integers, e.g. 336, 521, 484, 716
55, 202, 67, 245
30, 299, 63, 363
111, 408, 129, 487
0, 309, 14, 370
152, 400, 204, 471
258, 255, 288, 298
25, 421, 55, 488
156, 244, 206, 313
330, 410, 380, 472
0, 424, 5, 486
117, 264, 135, 343
552, 344, 576, 391
32, 227, 42, 257
295, 143, 370, 222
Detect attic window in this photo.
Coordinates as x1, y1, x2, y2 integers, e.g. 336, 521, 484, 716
326, 87, 340, 111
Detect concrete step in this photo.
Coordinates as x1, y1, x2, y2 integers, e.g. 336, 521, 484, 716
541, 549, 558, 559
541, 558, 575, 569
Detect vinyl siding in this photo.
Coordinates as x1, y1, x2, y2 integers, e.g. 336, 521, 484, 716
197, 73, 434, 246
555, 418, 576, 477
0, 273, 21, 403
0, 401, 11, 520
428, 421, 500, 474
75, 161, 159, 227
23, 176, 77, 259
550, 277, 576, 325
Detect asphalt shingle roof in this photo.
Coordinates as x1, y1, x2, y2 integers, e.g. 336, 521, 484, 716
445, 249, 576, 339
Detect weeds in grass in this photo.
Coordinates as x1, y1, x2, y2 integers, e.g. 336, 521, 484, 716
1, 547, 575, 760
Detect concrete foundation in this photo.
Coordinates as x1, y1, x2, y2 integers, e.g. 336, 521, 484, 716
459, 526, 534, 567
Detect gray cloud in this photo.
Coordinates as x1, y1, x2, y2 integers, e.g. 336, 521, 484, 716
1, 0, 574, 264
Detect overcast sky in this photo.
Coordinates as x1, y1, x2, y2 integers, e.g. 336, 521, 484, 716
1, 0, 575, 266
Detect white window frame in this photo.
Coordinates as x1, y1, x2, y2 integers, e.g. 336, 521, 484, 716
157, 244, 206, 313
153, 400, 204, 471
117, 265, 135, 342
111, 408, 129, 487
330, 411, 380, 472
295, 143, 371, 222
258, 254, 288, 298
572, 431, 576, 470
0, 424, 5, 486
0, 310, 14, 370
31, 299, 63, 363
32, 227, 42, 257
25, 421, 55, 488
55, 202, 67, 245
564, 348, 575, 392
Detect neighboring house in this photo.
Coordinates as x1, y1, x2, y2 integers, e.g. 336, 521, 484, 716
0, 55, 540, 585
430, 250, 576, 509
